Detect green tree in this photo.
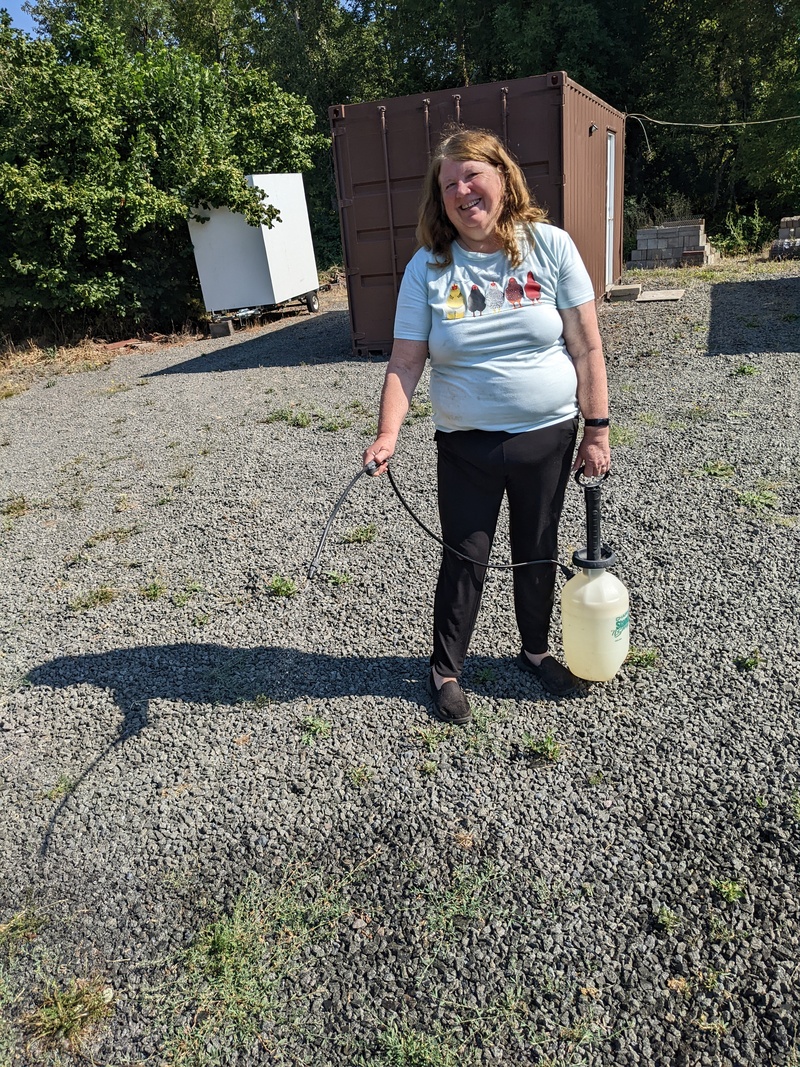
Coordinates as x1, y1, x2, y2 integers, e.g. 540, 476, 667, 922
0, 5, 322, 338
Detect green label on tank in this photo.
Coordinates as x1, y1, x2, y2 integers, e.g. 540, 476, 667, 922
612, 611, 630, 639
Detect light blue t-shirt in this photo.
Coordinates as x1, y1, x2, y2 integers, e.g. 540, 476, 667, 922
393, 223, 595, 433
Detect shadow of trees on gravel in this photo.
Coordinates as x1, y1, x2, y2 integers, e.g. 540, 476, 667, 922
145, 309, 385, 374
707, 275, 800, 354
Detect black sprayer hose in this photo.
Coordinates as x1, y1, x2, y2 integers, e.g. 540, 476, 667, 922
308, 463, 573, 581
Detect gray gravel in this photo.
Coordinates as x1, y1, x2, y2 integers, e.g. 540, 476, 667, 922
1, 262, 799, 1066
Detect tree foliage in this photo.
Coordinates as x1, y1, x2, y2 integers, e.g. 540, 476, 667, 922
0, 3, 321, 337
1, 0, 798, 339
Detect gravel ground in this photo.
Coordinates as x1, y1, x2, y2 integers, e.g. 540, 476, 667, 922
1, 261, 799, 1066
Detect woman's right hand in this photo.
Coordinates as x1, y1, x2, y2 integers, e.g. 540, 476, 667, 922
362, 433, 395, 475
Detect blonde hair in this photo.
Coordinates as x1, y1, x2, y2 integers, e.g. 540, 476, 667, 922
416, 127, 549, 269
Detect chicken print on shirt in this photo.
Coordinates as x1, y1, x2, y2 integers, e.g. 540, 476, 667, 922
484, 281, 504, 313
505, 277, 524, 308
446, 284, 466, 319
524, 271, 542, 302
467, 285, 486, 316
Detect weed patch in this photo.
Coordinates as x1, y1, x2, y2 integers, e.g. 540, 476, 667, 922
695, 460, 735, 478
139, 580, 168, 601
710, 877, 745, 903
626, 646, 659, 668
44, 774, 77, 801
736, 487, 778, 513
301, 715, 331, 745
1, 495, 28, 519
734, 649, 761, 672
426, 863, 496, 937
608, 425, 636, 447
267, 575, 298, 597
22, 976, 114, 1051
343, 523, 377, 544
158, 864, 358, 1063
0, 909, 47, 958
522, 730, 562, 763
68, 586, 117, 612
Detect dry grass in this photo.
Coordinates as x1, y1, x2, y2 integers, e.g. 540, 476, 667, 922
0, 337, 114, 398
0, 330, 203, 400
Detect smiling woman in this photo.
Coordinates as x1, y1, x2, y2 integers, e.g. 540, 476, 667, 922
439, 158, 505, 253
363, 126, 611, 723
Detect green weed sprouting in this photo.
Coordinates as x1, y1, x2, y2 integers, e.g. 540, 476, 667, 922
139, 580, 167, 601
377, 1022, 461, 1067
68, 587, 117, 612
0, 908, 47, 957
626, 646, 659, 668
346, 765, 374, 787
161, 864, 359, 1062
655, 906, 681, 933
608, 425, 636, 447
522, 730, 562, 763
343, 523, 376, 544
262, 407, 312, 428
324, 570, 351, 586
736, 488, 778, 513
698, 460, 735, 478
44, 774, 77, 801
710, 877, 745, 903
21, 977, 114, 1050
301, 715, 331, 745
1, 495, 28, 518
426, 863, 496, 936
267, 575, 298, 597
734, 649, 761, 672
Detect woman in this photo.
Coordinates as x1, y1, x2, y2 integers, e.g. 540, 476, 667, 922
363, 127, 611, 725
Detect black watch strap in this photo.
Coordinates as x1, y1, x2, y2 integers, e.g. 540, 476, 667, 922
584, 417, 610, 427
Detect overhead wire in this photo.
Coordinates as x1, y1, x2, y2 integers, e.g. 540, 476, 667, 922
626, 111, 800, 129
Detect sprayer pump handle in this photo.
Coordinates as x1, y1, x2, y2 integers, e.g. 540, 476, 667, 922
574, 467, 610, 488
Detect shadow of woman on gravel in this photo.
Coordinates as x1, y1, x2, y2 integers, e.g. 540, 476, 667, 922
27, 643, 424, 856
145, 309, 384, 374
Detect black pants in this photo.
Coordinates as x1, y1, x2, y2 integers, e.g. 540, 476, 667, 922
432, 419, 578, 679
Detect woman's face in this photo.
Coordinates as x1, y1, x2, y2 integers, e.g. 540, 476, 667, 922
438, 157, 505, 248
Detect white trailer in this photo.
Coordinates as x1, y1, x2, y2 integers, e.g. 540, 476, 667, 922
188, 173, 320, 322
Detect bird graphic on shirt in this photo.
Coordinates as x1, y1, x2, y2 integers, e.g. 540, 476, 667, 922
505, 277, 524, 308
445, 283, 466, 319
524, 271, 542, 302
484, 281, 503, 313
467, 285, 486, 316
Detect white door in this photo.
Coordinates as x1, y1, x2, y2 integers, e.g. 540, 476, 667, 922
605, 131, 616, 288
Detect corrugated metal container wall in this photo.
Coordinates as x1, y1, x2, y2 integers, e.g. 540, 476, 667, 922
560, 79, 626, 296
329, 72, 625, 356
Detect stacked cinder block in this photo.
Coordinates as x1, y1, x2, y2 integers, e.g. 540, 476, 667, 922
629, 219, 720, 269
771, 216, 800, 260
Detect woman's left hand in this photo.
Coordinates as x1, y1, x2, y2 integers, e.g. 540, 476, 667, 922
573, 426, 611, 478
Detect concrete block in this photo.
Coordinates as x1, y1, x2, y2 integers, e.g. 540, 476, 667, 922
209, 319, 235, 338
607, 284, 642, 301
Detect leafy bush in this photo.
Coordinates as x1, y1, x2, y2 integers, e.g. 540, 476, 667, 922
710, 204, 776, 256
0, 11, 324, 341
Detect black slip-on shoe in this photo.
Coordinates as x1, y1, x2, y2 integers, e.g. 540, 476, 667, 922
516, 652, 584, 697
427, 670, 472, 726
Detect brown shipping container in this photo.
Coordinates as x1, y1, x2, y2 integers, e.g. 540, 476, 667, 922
329, 71, 625, 356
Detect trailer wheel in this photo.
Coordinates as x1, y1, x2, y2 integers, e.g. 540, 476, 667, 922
305, 291, 320, 313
